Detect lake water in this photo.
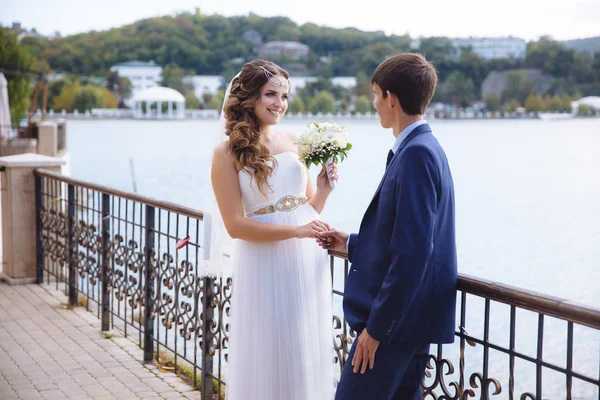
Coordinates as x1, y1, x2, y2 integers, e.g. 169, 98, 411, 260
66, 117, 600, 397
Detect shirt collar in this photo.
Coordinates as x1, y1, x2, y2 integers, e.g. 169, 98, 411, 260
391, 120, 427, 154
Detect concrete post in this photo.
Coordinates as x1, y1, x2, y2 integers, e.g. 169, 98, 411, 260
0, 153, 66, 284
37, 121, 58, 157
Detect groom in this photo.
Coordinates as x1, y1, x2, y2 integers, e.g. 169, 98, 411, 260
319, 53, 457, 399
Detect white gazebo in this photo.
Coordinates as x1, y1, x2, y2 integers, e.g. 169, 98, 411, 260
131, 86, 185, 119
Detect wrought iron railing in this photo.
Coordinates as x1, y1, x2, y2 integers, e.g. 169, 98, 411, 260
35, 169, 229, 399
35, 169, 600, 400
329, 250, 600, 400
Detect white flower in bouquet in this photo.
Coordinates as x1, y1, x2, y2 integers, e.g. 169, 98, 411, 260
297, 122, 352, 169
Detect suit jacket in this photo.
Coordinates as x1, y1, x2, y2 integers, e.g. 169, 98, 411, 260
344, 123, 457, 345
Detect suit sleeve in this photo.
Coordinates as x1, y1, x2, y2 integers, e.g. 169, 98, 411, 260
366, 145, 439, 344
347, 233, 359, 263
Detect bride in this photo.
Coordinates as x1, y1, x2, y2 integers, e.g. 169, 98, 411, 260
209, 59, 337, 399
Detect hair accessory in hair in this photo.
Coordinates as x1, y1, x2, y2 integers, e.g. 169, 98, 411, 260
260, 66, 289, 88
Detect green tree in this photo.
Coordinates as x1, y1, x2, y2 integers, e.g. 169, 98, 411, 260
73, 86, 100, 112
47, 78, 72, 110
483, 93, 501, 111
507, 99, 521, 112
524, 93, 544, 112
549, 94, 563, 112
526, 39, 584, 81
0, 28, 35, 122
53, 81, 81, 112
202, 92, 213, 106
57, 83, 116, 111
20, 11, 597, 84
288, 96, 305, 114
95, 86, 117, 108
593, 53, 600, 80
208, 90, 225, 110
577, 104, 591, 116
185, 92, 201, 109
161, 64, 189, 94
444, 71, 475, 107
339, 97, 349, 113
117, 77, 132, 107
106, 71, 132, 107
273, 25, 301, 41
456, 49, 489, 90
418, 37, 457, 63
503, 70, 533, 104
354, 95, 371, 114
561, 94, 574, 113
543, 94, 563, 111
350, 43, 399, 76
354, 71, 372, 98
307, 91, 336, 114
303, 75, 334, 98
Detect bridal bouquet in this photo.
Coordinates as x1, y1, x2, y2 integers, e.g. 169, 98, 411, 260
297, 122, 352, 187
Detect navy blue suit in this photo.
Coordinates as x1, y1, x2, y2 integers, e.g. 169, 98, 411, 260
336, 124, 457, 399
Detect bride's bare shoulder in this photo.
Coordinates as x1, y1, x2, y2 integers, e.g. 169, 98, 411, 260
282, 131, 299, 140
213, 141, 233, 158
281, 131, 299, 150
212, 142, 238, 169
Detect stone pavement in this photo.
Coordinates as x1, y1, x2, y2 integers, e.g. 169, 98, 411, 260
0, 282, 201, 400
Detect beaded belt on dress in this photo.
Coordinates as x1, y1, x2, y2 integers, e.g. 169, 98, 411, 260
249, 195, 308, 216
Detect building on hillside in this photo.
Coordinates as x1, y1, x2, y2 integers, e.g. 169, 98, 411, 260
242, 30, 263, 49
182, 75, 223, 102
451, 36, 527, 60
110, 61, 163, 107
259, 41, 310, 61
331, 77, 357, 89
7, 21, 48, 41
286, 76, 357, 97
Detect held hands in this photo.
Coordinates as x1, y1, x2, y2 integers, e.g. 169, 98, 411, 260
295, 220, 332, 239
316, 162, 339, 192
352, 329, 380, 374
316, 228, 349, 253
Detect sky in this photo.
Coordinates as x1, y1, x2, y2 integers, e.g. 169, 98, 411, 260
2, 0, 599, 41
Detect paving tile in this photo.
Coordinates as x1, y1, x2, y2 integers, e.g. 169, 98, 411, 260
1, 283, 196, 400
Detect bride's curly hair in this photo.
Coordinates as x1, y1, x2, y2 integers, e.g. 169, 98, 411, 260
224, 59, 289, 195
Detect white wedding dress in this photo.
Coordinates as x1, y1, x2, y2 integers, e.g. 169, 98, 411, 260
226, 151, 334, 400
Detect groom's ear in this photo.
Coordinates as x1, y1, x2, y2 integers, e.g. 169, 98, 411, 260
385, 90, 397, 109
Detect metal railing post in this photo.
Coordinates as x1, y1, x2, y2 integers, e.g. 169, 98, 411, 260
101, 193, 110, 331
201, 277, 215, 400
35, 174, 44, 284
67, 183, 77, 305
143, 205, 155, 362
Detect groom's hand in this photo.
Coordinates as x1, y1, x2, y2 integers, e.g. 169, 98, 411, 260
316, 228, 348, 253
352, 329, 380, 374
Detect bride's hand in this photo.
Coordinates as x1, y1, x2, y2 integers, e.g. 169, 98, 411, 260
317, 162, 338, 192
295, 220, 332, 239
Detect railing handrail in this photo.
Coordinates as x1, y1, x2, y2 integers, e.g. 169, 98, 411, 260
34, 170, 600, 330
35, 168, 205, 220
328, 250, 600, 330
34, 171, 600, 398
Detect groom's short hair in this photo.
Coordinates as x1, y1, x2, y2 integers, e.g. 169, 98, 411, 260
371, 53, 437, 115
